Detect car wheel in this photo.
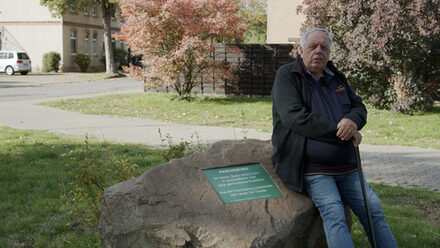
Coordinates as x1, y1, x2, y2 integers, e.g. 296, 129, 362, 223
20, 71, 28, 75
5, 66, 14, 76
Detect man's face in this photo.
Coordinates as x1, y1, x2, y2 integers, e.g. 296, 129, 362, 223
300, 31, 331, 76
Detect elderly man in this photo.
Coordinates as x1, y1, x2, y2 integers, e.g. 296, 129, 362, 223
271, 27, 397, 248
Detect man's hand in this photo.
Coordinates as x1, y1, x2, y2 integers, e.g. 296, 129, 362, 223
337, 118, 358, 141
352, 131, 362, 147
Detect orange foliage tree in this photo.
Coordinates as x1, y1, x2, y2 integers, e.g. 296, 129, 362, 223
116, 0, 245, 99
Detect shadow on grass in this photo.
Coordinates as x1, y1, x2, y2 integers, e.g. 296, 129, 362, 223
427, 103, 440, 114
198, 95, 272, 105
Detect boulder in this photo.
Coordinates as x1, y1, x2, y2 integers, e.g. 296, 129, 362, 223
99, 139, 335, 248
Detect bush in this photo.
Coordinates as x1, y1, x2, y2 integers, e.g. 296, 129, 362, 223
74, 54, 91, 72
42, 52, 61, 72
158, 129, 208, 161
114, 48, 128, 66
62, 137, 139, 227
100, 48, 128, 69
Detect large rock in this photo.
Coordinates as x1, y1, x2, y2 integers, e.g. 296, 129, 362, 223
99, 139, 330, 248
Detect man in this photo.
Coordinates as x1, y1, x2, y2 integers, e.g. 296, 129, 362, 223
271, 27, 397, 248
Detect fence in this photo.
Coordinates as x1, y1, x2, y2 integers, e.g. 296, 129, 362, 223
137, 44, 296, 96
205, 44, 295, 97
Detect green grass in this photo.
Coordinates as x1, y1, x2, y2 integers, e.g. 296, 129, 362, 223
0, 127, 165, 247
1, 127, 439, 247
351, 184, 440, 247
42, 92, 273, 131
361, 105, 440, 148
41, 93, 440, 149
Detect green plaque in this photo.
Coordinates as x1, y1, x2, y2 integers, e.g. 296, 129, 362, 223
202, 163, 283, 204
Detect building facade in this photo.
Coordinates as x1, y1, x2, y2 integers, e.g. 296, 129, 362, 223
0, 0, 124, 72
266, 0, 305, 44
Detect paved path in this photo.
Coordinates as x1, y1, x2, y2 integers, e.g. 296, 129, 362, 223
1, 73, 439, 192
0, 98, 269, 147
359, 144, 439, 192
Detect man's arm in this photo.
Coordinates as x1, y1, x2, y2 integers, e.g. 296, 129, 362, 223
337, 83, 368, 141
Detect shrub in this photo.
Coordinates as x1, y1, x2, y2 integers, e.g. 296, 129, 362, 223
61, 137, 139, 227
42, 52, 61, 72
158, 129, 208, 161
117, 0, 244, 99
113, 48, 128, 66
100, 48, 128, 69
299, 0, 440, 113
74, 54, 91, 72
62, 132, 206, 227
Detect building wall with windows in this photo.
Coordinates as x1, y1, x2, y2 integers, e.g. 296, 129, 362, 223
0, 0, 124, 72
0, 0, 63, 71
266, 0, 305, 44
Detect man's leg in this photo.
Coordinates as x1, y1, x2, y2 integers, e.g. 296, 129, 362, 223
337, 172, 398, 248
304, 174, 354, 248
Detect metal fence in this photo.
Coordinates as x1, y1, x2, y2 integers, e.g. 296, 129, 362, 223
206, 44, 295, 97
135, 44, 296, 96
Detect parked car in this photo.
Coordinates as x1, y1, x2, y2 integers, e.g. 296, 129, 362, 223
0, 51, 32, 75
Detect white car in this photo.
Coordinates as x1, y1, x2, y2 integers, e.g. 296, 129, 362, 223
0, 51, 32, 75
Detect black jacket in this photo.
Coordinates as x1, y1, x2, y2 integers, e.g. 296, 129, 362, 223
271, 55, 367, 192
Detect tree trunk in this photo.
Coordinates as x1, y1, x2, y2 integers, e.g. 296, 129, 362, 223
101, 3, 115, 74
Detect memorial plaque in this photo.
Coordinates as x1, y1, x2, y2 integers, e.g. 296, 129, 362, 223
202, 163, 283, 204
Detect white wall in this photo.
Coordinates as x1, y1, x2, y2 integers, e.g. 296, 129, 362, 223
0, 0, 126, 72
1, 24, 63, 71
0, 0, 63, 71
266, 0, 306, 44
0, 0, 59, 22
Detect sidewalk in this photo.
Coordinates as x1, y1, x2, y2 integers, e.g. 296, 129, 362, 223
0, 98, 270, 147
1, 75, 439, 192
0, 72, 105, 86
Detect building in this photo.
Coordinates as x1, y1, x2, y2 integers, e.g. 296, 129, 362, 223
266, 0, 306, 44
0, 0, 124, 72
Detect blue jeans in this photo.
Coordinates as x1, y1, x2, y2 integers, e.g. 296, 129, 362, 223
304, 172, 398, 248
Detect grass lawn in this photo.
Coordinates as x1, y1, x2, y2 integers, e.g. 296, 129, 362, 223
41, 92, 440, 149
0, 127, 165, 247
1, 126, 439, 247
351, 184, 440, 247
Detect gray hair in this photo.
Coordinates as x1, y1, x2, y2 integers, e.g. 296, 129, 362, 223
300, 28, 333, 49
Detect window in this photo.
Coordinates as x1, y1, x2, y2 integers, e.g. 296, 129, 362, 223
91, 6, 97, 16
0, 32, 2, 50
118, 8, 124, 22
112, 37, 115, 49
84, 7, 89, 15
85, 33, 90, 55
17, 53, 29, 59
69, 4, 75, 13
92, 33, 97, 56
71, 31, 77, 55
111, 7, 116, 21
0, 52, 7, 59
102, 40, 105, 55
8, 53, 13, 59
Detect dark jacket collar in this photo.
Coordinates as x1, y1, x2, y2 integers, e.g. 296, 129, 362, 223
292, 54, 308, 77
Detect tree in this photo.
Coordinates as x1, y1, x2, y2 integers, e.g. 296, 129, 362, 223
116, 0, 244, 99
236, 0, 268, 44
298, 0, 440, 113
40, 0, 117, 73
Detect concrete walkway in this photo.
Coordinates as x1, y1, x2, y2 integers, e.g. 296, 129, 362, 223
0, 98, 270, 147
1, 74, 439, 192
